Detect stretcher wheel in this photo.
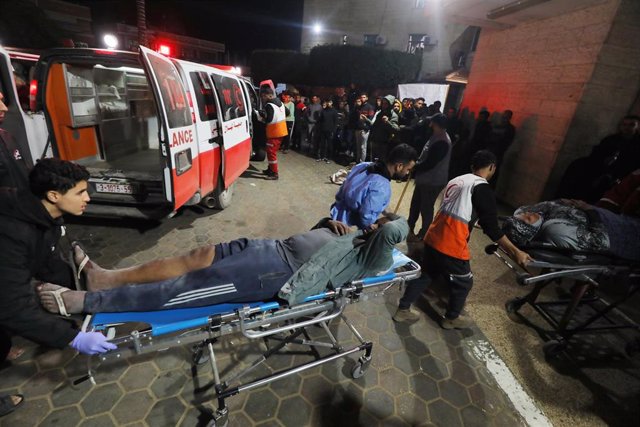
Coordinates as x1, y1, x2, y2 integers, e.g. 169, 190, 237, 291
192, 346, 210, 365
351, 362, 367, 379
542, 340, 566, 358
505, 298, 525, 322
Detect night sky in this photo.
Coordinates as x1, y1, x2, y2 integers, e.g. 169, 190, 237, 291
70, 0, 304, 60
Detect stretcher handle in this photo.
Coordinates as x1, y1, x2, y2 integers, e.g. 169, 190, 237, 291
485, 243, 531, 285
240, 302, 344, 339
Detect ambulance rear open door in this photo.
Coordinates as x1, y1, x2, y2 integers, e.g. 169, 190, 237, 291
139, 46, 199, 211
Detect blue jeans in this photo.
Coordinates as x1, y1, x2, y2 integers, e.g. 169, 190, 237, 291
84, 239, 293, 312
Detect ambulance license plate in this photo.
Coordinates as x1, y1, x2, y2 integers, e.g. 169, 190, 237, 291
95, 183, 134, 194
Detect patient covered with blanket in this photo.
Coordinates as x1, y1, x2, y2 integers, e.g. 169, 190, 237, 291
502, 199, 640, 261
38, 215, 409, 315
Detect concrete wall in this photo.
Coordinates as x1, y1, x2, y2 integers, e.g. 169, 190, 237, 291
543, 0, 640, 198
301, 0, 468, 78
460, 0, 621, 207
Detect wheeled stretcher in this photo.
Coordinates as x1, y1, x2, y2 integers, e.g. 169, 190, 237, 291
485, 242, 640, 358
76, 249, 420, 426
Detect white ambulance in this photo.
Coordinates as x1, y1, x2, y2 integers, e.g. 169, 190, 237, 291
0, 45, 252, 219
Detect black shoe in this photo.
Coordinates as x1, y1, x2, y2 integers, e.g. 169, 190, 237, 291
262, 168, 272, 175
264, 174, 279, 180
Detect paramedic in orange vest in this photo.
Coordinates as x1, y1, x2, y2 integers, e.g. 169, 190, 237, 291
257, 86, 288, 180
393, 150, 532, 329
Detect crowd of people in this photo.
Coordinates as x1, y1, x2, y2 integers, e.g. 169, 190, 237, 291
1, 77, 639, 418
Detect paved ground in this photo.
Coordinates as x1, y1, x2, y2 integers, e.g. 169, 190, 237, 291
0, 151, 638, 426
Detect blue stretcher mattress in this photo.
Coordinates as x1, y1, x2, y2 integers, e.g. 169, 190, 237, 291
89, 249, 415, 336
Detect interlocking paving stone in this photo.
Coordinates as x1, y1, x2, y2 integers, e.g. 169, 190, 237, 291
379, 332, 405, 353
270, 372, 302, 398
150, 370, 188, 399
393, 351, 421, 376
300, 375, 335, 405
34, 348, 77, 371
78, 413, 116, 427
277, 395, 312, 427
152, 347, 189, 371
449, 360, 479, 386
0, 362, 38, 390
460, 404, 490, 427
20, 369, 66, 398
145, 396, 186, 426
40, 406, 82, 427
81, 382, 123, 416
119, 362, 159, 391
0, 396, 50, 427
411, 373, 440, 402
364, 387, 395, 420
396, 392, 429, 425
419, 355, 450, 381
379, 367, 410, 395
428, 398, 464, 427
51, 380, 93, 407
438, 379, 471, 409
111, 389, 155, 424
244, 389, 280, 422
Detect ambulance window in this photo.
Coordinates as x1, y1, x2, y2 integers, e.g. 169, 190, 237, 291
210, 74, 246, 121
189, 71, 217, 122
146, 54, 190, 128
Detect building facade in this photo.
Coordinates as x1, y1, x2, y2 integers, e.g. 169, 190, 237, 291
301, 0, 471, 79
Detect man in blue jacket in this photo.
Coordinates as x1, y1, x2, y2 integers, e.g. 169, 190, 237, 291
330, 143, 417, 230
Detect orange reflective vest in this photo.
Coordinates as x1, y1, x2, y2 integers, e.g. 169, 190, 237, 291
424, 173, 488, 260
266, 102, 288, 139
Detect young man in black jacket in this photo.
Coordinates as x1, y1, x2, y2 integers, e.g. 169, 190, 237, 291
0, 159, 116, 359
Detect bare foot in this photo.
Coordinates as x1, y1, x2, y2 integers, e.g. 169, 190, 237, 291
37, 283, 86, 315
73, 244, 110, 291
7, 346, 25, 361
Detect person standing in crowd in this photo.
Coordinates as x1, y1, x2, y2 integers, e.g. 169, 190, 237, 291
335, 99, 350, 156
355, 93, 376, 163
413, 98, 426, 118
367, 95, 400, 161
433, 100, 442, 114
557, 115, 640, 202
330, 144, 417, 230
487, 110, 516, 188
279, 91, 295, 154
469, 110, 492, 153
306, 95, 323, 155
317, 99, 339, 163
256, 87, 288, 180
408, 113, 452, 241
291, 93, 307, 151
394, 150, 532, 327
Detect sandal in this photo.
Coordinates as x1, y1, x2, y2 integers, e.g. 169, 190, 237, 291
0, 394, 24, 417
69, 241, 90, 290
41, 287, 72, 317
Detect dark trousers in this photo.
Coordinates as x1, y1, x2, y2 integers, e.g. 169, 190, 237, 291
281, 122, 294, 151
318, 130, 334, 159
399, 245, 473, 319
0, 328, 11, 363
408, 182, 445, 238
84, 239, 294, 312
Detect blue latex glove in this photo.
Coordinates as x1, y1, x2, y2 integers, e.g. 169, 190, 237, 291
70, 332, 117, 355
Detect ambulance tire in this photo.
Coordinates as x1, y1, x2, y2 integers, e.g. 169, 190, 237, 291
212, 178, 234, 210
251, 148, 266, 162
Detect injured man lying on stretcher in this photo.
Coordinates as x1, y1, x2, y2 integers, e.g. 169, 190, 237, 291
502, 199, 640, 261
38, 214, 409, 315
